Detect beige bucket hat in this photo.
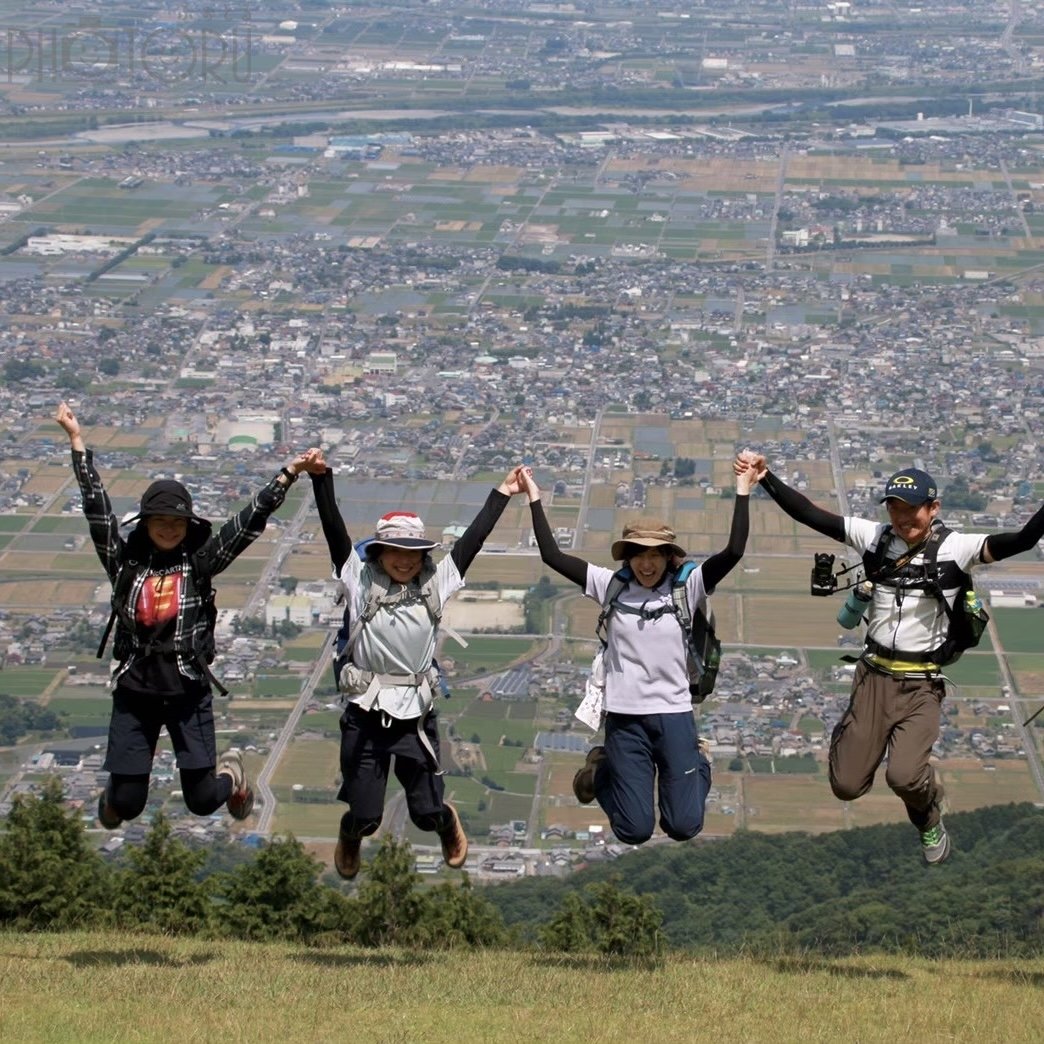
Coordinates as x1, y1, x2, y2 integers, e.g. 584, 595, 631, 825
610, 516, 686, 561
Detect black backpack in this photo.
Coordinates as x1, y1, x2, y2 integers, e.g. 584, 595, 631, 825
862, 522, 988, 666
596, 560, 722, 703
97, 548, 224, 692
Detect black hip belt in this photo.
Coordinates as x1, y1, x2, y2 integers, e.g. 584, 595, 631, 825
129, 638, 229, 698
865, 638, 939, 664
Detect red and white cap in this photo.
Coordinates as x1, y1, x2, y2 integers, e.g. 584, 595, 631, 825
369, 511, 437, 551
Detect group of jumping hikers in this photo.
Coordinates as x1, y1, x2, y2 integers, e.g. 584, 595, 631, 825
55, 402, 1044, 871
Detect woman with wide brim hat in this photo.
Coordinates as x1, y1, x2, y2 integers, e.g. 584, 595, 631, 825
520, 463, 757, 847
303, 452, 528, 880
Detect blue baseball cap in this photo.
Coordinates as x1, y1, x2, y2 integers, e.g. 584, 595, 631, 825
880, 468, 938, 506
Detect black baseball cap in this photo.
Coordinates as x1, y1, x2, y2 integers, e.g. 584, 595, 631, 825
880, 468, 938, 506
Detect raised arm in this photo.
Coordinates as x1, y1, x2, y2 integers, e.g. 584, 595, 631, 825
55, 401, 85, 453
983, 501, 1044, 563
701, 459, 753, 592
736, 451, 845, 542
200, 449, 309, 577
57, 402, 121, 584
521, 468, 588, 588
449, 466, 523, 576
303, 451, 353, 574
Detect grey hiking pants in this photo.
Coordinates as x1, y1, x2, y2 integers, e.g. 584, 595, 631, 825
829, 660, 945, 831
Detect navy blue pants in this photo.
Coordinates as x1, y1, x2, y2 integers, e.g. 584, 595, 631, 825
103, 684, 230, 819
594, 710, 711, 845
105, 684, 217, 773
337, 704, 452, 840
106, 768, 232, 821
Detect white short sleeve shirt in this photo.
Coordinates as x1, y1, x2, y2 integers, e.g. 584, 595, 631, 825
844, 518, 986, 655
337, 553, 465, 718
585, 564, 708, 715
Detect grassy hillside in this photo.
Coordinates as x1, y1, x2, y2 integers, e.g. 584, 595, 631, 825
0, 931, 1042, 1043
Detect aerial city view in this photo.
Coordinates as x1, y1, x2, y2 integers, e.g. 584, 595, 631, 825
1, 0, 1042, 898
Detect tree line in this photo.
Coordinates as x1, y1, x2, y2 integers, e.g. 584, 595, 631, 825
0, 694, 65, 745
0, 778, 659, 958
485, 802, 1044, 959
1, 779, 1040, 959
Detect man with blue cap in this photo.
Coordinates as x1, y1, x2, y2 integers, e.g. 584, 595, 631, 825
735, 452, 1044, 865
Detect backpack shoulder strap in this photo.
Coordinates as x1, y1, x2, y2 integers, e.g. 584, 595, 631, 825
921, 523, 948, 576
595, 567, 631, 647
920, 522, 962, 621
344, 567, 391, 653
669, 560, 721, 699
344, 560, 443, 655
417, 563, 442, 623
96, 556, 142, 659
671, 559, 715, 653
183, 545, 227, 695
670, 560, 697, 632
190, 544, 214, 587
862, 524, 894, 580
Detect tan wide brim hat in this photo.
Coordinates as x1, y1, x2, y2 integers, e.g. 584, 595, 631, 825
610, 516, 686, 561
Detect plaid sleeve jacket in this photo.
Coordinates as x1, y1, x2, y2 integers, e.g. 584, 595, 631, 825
71, 448, 292, 688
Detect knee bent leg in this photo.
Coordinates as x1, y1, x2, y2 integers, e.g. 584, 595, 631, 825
110, 792, 148, 820
829, 777, 864, 802
663, 821, 702, 843
610, 821, 653, 846
410, 810, 445, 833
340, 809, 381, 838
107, 776, 149, 820
884, 765, 930, 798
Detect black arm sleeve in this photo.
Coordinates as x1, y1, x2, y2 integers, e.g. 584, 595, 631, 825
529, 499, 588, 588
450, 489, 511, 576
984, 501, 1044, 561
760, 470, 846, 542
701, 494, 749, 593
309, 470, 353, 574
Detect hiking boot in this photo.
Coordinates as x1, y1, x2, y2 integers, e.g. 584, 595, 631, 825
334, 831, 362, 879
217, 749, 255, 821
573, 745, 606, 805
439, 802, 468, 869
97, 788, 122, 830
920, 819, 951, 865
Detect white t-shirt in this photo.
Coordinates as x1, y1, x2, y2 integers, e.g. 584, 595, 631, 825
585, 563, 708, 715
844, 518, 986, 655
337, 553, 464, 718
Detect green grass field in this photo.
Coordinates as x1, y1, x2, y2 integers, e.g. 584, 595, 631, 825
44, 695, 112, 730
251, 674, 304, 698
270, 738, 340, 791
993, 607, 1044, 653
0, 669, 62, 698
449, 637, 539, 674
0, 932, 1040, 1043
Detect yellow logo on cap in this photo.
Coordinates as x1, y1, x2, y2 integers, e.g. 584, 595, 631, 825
891, 476, 915, 486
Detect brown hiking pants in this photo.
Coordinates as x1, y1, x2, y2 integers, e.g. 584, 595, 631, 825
829, 660, 945, 831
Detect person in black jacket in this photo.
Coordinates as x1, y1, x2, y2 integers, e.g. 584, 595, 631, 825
303, 450, 526, 878
56, 401, 312, 828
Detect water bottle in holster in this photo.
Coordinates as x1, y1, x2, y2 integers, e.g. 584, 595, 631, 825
836, 580, 873, 629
